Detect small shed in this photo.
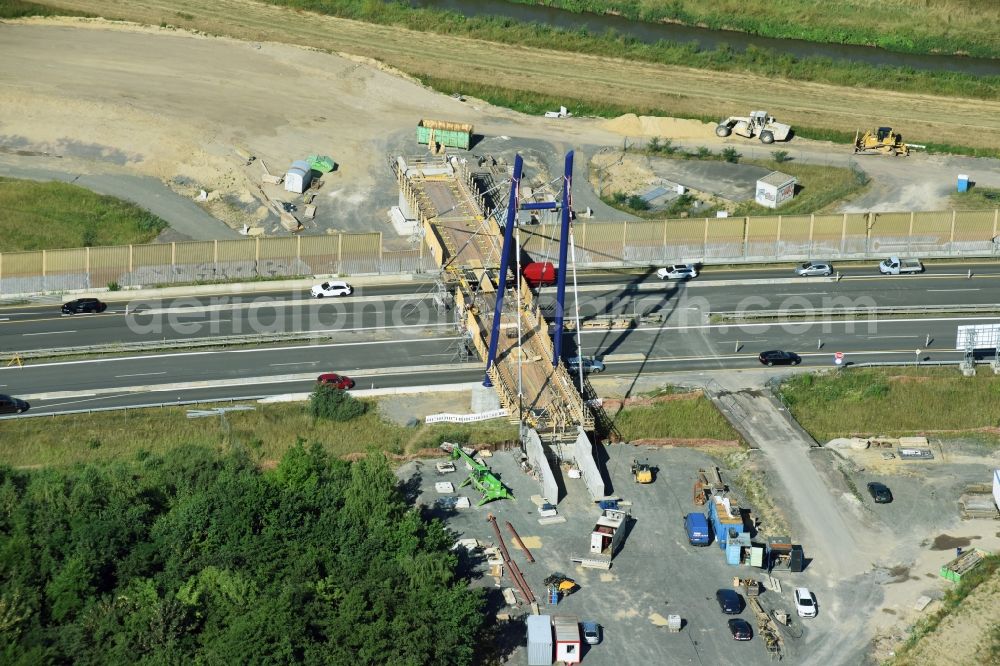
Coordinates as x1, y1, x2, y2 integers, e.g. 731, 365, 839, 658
553, 616, 581, 664
755, 171, 797, 209
284, 160, 313, 194
526, 615, 553, 666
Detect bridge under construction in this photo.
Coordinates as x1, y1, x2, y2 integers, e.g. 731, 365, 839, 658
393, 152, 595, 443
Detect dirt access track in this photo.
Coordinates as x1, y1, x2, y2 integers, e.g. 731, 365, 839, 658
25, 0, 1000, 151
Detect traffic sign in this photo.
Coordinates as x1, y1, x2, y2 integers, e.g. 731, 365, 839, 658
834, 351, 844, 365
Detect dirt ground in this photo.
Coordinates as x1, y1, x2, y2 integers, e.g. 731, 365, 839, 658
821, 436, 1000, 663
24, 0, 1000, 153
3, 17, 999, 246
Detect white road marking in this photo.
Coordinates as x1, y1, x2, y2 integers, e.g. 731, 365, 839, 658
579, 314, 1000, 333
866, 335, 917, 339
24, 330, 75, 336
115, 372, 167, 378
0, 318, 8, 322
774, 292, 828, 296
927, 288, 981, 292
270, 362, 317, 367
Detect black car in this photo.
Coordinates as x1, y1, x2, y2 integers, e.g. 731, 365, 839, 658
0, 394, 29, 415
62, 298, 107, 314
728, 618, 753, 641
867, 481, 893, 504
758, 350, 801, 366
716, 589, 743, 614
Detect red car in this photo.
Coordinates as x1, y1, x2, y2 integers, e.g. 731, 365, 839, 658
316, 373, 355, 390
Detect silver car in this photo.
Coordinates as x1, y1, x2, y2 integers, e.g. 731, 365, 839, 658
794, 261, 833, 277
566, 357, 605, 374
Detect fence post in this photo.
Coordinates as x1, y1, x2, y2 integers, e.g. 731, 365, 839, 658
742, 216, 749, 258
128, 245, 133, 274
171, 242, 176, 283
865, 213, 873, 256
704, 217, 709, 259
337, 233, 343, 274
85, 247, 90, 288
255, 236, 260, 264
809, 214, 815, 256
622, 219, 628, 262
213, 240, 218, 275
379, 232, 384, 274
841, 213, 847, 256
950, 210, 956, 253
994, 209, 998, 239
297, 234, 302, 266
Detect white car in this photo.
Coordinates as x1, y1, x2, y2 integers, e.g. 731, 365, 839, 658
794, 587, 817, 618
656, 264, 698, 280
310, 280, 353, 298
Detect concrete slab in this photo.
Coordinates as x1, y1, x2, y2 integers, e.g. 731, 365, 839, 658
648, 157, 771, 202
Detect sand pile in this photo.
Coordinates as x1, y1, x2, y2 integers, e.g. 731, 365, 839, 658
604, 114, 714, 139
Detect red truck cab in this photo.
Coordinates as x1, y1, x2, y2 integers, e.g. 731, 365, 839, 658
522, 261, 556, 287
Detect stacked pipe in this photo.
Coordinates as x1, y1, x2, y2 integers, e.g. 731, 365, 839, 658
487, 513, 535, 604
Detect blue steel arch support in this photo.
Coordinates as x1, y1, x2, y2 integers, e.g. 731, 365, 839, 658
552, 150, 574, 366
483, 154, 523, 387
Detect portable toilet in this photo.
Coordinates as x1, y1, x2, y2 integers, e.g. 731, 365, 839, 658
957, 174, 970, 192
284, 160, 313, 194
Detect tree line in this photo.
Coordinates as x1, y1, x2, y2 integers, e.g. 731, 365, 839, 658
0, 442, 483, 664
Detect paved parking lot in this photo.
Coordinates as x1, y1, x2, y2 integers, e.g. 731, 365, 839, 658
401, 444, 837, 665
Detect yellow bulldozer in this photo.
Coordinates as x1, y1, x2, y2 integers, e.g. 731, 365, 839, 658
854, 127, 909, 156
631, 458, 654, 484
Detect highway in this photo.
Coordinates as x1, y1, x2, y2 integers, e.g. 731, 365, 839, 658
3, 262, 1000, 351
1, 261, 999, 416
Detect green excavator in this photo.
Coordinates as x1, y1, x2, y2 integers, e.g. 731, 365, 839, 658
442, 443, 514, 506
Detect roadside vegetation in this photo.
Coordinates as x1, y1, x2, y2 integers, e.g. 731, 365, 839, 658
0, 444, 484, 664
0, 177, 167, 251
0, 400, 518, 468
888, 553, 1000, 666
780, 369, 1000, 442
0, 0, 89, 18
505, 0, 1000, 59
952, 187, 1000, 210
611, 389, 741, 442
253, 1, 1000, 102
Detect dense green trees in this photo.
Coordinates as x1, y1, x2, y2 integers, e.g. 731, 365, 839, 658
0, 443, 483, 664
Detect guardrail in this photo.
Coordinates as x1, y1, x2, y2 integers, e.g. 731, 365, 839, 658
4, 325, 457, 361
711, 304, 1000, 322
0, 395, 270, 421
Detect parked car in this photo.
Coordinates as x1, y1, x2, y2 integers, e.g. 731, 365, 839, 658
310, 281, 353, 298
61, 298, 107, 314
656, 264, 698, 280
794, 261, 833, 277
867, 481, 893, 504
566, 357, 605, 374
727, 618, 753, 641
0, 394, 29, 415
581, 621, 601, 645
716, 589, 743, 615
794, 587, 817, 618
316, 373, 355, 390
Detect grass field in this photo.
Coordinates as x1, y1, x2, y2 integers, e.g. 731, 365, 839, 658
0, 391, 742, 467
734, 159, 870, 215
780, 368, 1000, 442
505, 0, 1000, 59
0, 400, 520, 468
952, 187, 1000, 210
0, 0, 89, 18
0, 177, 167, 251
254, 0, 1000, 102
612, 391, 741, 442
